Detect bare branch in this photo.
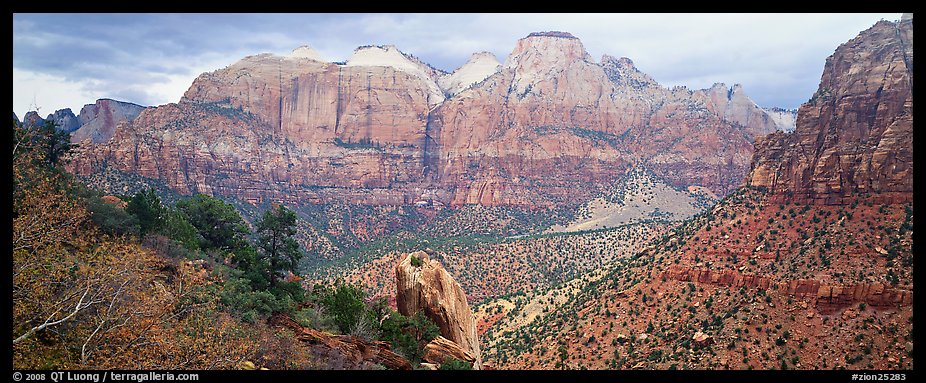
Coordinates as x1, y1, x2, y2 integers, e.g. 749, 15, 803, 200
14, 283, 95, 344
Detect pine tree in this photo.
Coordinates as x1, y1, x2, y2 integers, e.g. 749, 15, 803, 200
126, 188, 166, 236
255, 204, 301, 287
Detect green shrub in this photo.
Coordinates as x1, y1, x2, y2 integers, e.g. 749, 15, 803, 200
177, 194, 249, 251
126, 188, 166, 236
319, 282, 368, 334
85, 195, 139, 235
220, 269, 293, 318
379, 311, 439, 363
161, 208, 199, 250
438, 357, 473, 370
295, 306, 338, 333
410, 255, 423, 267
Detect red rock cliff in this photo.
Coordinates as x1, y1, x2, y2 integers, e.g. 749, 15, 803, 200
748, 18, 913, 205
69, 33, 786, 208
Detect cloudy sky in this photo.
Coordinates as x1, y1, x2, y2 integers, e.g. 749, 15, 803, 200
13, 13, 902, 118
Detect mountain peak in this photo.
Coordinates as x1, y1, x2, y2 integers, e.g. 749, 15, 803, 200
287, 45, 324, 61
601, 55, 636, 68
346, 44, 445, 105
503, 32, 593, 95
504, 31, 590, 69
525, 31, 577, 39
469, 51, 499, 62
439, 52, 501, 96
601, 54, 660, 90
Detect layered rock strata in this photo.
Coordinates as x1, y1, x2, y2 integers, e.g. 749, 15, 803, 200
748, 18, 913, 205
68, 31, 791, 208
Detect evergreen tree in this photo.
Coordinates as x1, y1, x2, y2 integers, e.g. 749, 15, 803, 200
35, 120, 73, 166
255, 204, 301, 287
126, 188, 166, 236
177, 194, 249, 251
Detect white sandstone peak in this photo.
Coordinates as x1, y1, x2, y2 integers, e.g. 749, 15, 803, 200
346, 45, 445, 106
762, 107, 798, 133
503, 32, 593, 96
347, 45, 418, 71
288, 45, 324, 61
438, 52, 502, 96
503, 32, 591, 70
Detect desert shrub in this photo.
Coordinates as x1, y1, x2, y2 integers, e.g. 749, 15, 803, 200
379, 310, 440, 363
85, 195, 139, 235
220, 268, 294, 321
438, 357, 474, 370
319, 281, 368, 334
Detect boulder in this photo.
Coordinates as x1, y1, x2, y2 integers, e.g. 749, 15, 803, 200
269, 314, 412, 370
692, 331, 714, 347
395, 251, 482, 369
422, 336, 477, 368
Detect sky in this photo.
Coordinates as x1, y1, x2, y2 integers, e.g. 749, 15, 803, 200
12, 13, 903, 119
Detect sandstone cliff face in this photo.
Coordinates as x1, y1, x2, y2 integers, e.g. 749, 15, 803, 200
69, 31, 787, 208
422, 336, 478, 367
749, 18, 913, 205
431, 33, 769, 205
395, 251, 482, 369
663, 265, 913, 314
47, 108, 81, 133
182, 52, 434, 152
71, 99, 147, 144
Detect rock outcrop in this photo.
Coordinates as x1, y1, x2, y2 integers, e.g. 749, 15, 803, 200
748, 17, 913, 205
18, 100, 143, 137
761, 107, 798, 132
68, 31, 791, 208
270, 314, 412, 370
663, 265, 913, 313
71, 99, 147, 144
422, 336, 478, 366
22, 111, 44, 128
692, 331, 714, 347
46, 108, 81, 133
395, 251, 482, 369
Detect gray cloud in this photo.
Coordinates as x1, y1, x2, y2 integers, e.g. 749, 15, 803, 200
13, 13, 900, 117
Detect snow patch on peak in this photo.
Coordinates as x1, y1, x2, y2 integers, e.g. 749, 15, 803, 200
438, 52, 502, 96
287, 46, 324, 61
346, 45, 445, 106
